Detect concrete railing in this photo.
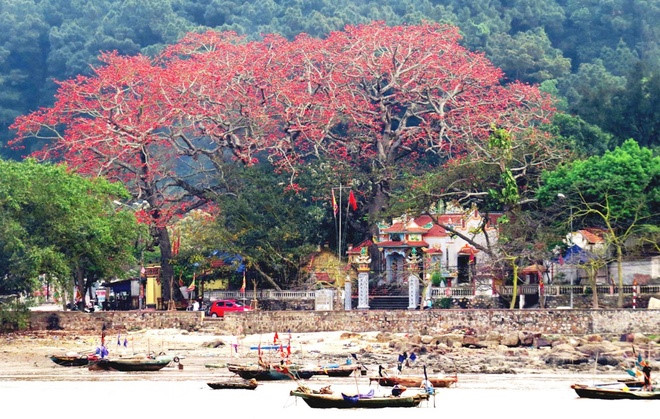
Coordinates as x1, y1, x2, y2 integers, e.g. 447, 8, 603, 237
499, 284, 660, 296
206, 285, 659, 301
206, 290, 317, 301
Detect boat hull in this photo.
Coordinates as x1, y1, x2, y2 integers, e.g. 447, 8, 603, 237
50, 355, 90, 367
89, 357, 171, 372
307, 366, 360, 377
228, 363, 314, 380
290, 390, 430, 408
370, 375, 457, 388
207, 379, 258, 390
571, 384, 660, 400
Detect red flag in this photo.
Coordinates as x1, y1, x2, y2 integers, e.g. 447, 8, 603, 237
331, 190, 338, 217
172, 231, 181, 255
348, 190, 357, 211
287, 343, 291, 356
240, 270, 246, 293
273, 332, 279, 344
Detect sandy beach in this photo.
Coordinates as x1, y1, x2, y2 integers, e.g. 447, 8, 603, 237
1, 326, 656, 381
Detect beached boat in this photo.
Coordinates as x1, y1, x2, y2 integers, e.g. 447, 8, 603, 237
207, 378, 258, 390
290, 388, 430, 408
50, 354, 96, 367
307, 364, 361, 377
369, 374, 457, 388
227, 363, 314, 380
204, 362, 227, 369
88, 356, 172, 372
571, 383, 660, 400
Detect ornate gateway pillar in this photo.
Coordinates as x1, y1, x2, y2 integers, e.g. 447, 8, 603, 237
407, 248, 421, 310
356, 247, 371, 310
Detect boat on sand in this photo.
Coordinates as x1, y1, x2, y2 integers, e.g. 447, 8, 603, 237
369, 374, 457, 388
207, 378, 258, 390
290, 386, 430, 409
571, 383, 660, 400
227, 362, 314, 380
88, 355, 172, 372
50, 353, 97, 367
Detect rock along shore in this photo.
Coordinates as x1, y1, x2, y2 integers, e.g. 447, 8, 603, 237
1, 328, 657, 380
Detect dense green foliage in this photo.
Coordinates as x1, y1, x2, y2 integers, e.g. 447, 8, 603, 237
537, 140, 659, 306
0, 298, 31, 332
0, 159, 139, 298
211, 163, 330, 289
1, 0, 657, 160
538, 139, 659, 228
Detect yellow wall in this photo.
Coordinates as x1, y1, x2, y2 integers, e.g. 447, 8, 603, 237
145, 268, 162, 307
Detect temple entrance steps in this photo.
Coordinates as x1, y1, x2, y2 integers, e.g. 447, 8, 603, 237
368, 296, 410, 310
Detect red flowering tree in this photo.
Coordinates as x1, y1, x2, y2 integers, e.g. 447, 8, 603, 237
263, 22, 557, 225
10, 52, 204, 302
11, 22, 558, 293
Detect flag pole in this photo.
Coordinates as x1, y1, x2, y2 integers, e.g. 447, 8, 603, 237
338, 184, 342, 263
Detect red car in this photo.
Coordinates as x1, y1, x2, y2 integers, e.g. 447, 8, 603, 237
206, 299, 251, 317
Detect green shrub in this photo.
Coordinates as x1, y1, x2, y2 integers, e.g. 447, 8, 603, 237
431, 271, 442, 286
0, 299, 32, 332
437, 297, 453, 309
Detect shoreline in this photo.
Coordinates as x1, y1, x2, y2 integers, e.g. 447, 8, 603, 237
1, 328, 657, 382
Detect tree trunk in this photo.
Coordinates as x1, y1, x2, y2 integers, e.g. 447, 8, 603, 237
367, 183, 388, 236
590, 266, 599, 309
252, 263, 283, 291
155, 225, 178, 305
75, 268, 85, 310
508, 260, 519, 309
616, 245, 623, 308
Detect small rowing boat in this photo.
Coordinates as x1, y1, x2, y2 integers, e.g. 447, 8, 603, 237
571, 383, 660, 400
207, 378, 258, 390
290, 388, 430, 409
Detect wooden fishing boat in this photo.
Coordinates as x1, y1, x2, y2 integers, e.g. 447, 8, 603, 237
306, 364, 361, 377
204, 362, 227, 369
227, 363, 314, 380
571, 384, 660, 400
50, 354, 96, 367
207, 378, 258, 390
369, 374, 457, 388
88, 356, 172, 372
290, 388, 430, 408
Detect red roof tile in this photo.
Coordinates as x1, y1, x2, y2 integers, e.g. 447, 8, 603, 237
382, 222, 406, 233
579, 229, 605, 244
312, 272, 333, 283
347, 239, 373, 254
425, 224, 448, 237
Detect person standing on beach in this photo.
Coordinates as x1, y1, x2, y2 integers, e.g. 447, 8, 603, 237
641, 361, 653, 391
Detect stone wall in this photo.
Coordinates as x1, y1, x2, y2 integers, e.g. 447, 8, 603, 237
223, 309, 659, 337
25, 309, 659, 338
29, 310, 204, 332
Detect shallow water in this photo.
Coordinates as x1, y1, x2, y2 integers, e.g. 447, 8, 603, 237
0, 372, 655, 418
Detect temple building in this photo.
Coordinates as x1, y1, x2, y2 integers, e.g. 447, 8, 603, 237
348, 210, 502, 288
